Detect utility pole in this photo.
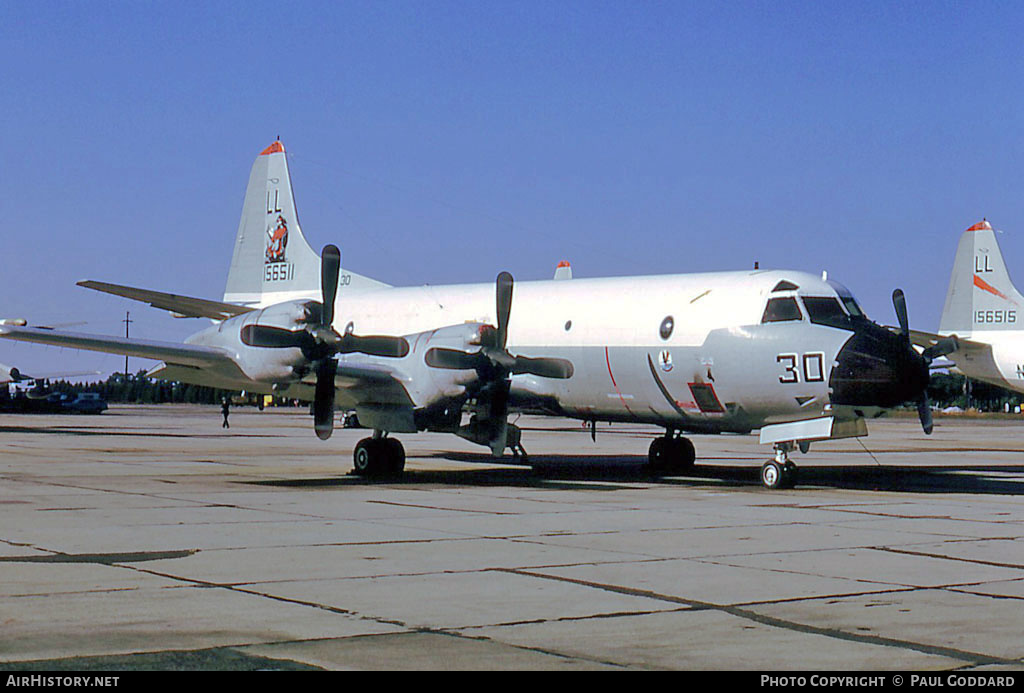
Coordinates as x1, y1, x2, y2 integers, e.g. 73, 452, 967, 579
122, 311, 132, 377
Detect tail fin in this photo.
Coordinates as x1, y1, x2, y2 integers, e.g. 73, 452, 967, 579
223, 141, 388, 307
939, 220, 1024, 334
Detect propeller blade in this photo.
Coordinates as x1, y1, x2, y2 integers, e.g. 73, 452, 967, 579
892, 289, 909, 338
313, 358, 337, 440
425, 347, 484, 370
321, 244, 341, 329
495, 271, 513, 350
487, 379, 511, 457
241, 324, 312, 349
338, 334, 410, 358
917, 395, 934, 435
922, 336, 959, 362
512, 356, 574, 379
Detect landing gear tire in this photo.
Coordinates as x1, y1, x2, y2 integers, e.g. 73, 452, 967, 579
353, 437, 405, 477
383, 438, 405, 475
761, 460, 797, 489
647, 436, 696, 474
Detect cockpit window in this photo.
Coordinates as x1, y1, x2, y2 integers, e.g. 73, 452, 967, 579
802, 296, 853, 329
826, 280, 867, 319
761, 297, 803, 323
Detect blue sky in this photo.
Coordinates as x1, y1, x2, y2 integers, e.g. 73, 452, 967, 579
2, 1, 1023, 375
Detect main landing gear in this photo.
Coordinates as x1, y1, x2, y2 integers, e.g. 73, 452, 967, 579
760, 442, 799, 490
647, 431, 696, 474
353, 433, 405, 477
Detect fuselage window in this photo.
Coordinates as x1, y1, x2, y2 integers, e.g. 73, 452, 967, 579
802, 296, 853, 330
761, 297, 802, 323
660, 316, 674, 340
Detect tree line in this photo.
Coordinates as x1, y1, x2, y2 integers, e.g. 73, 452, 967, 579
47, 371, 244, 405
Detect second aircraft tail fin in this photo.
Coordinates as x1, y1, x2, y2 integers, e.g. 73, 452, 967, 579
939, 220, 1024, 334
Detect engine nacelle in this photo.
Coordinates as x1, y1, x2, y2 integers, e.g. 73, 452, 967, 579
187, 300, 316, 384
340, 322, 488, 416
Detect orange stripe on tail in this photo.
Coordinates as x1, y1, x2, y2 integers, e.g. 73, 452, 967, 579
974, 274, 1017, 304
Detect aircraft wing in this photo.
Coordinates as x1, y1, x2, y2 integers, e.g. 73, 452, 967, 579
334, 363, 416, 406
0, 325, 238, 370
1, 366, 101, 384
77, 280, 255, 320
0, 325, 417, 409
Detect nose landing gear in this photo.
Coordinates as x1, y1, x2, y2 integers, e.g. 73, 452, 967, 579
761, 442, 798, 489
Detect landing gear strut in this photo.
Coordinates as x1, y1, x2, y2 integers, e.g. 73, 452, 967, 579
760, 443, 798, 489
647, 430, 696, 474
353, 433, 405, 477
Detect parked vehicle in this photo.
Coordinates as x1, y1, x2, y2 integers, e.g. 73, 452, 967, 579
60, 392, 108, 414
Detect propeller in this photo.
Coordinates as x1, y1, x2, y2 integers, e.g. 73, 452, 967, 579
424, 272, 574, 454
240, 244, 410, 440
425, 273, 574, 380
241, 324, 409, 358
922, 335, 959, 363
892, 289, 956, 436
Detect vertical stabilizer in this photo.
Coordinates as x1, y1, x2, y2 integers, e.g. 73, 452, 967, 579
939, 220, 1024, 334
223, 141, 389, 307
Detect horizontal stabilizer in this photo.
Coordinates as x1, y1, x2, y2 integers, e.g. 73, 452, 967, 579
78, 281, 254, 320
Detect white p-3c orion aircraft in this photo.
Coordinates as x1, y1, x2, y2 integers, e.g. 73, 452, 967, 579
0, 141, 937, 488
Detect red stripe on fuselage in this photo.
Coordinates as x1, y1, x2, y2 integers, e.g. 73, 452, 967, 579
604, 346, 635, 415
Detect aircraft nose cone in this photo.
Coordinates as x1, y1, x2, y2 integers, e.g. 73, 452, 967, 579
829, 323, 929, 410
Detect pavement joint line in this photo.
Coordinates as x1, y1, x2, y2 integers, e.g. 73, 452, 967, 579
114, 556, 638, 650
871, 545, 1024, 571
0, 549, 199, 564
946, 586, 1024, 601
692, 555, 1024, 593
365, 500, 519, 515
116, 563, 412, 630
419, 629, 635, 669
255, 630, 631, 669
456, 606, 694, 630
496, 567, 1020, 666
127, 565, 641, 669
190, 536, 485, 552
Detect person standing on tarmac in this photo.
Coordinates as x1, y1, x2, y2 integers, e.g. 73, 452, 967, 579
221, 397, 230, 429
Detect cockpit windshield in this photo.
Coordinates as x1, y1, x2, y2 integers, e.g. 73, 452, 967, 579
802, 296, 855, 330
761, 297, 803, 323
826, 280, 867, 319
